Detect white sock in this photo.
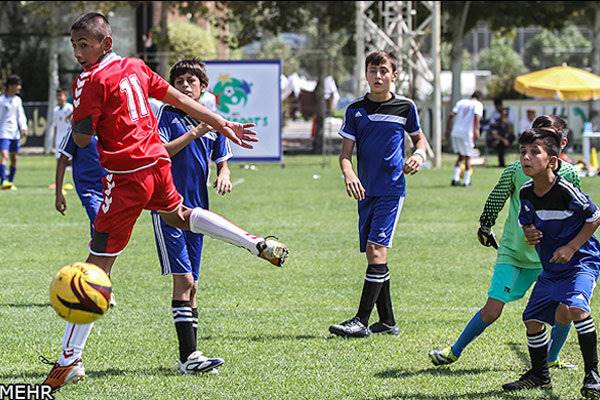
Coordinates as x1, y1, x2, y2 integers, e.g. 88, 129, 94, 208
189, 207, 261, 255
58, 322, 94, 366
452, 166, 461, 182
464, 169, 472, 186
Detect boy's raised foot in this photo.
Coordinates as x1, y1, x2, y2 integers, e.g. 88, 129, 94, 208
429, 346, 458, 366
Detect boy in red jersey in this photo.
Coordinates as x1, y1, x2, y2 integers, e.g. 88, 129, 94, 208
43, 12, 288, 390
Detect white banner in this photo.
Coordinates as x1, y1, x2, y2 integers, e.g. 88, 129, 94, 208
205, 61, 282, 162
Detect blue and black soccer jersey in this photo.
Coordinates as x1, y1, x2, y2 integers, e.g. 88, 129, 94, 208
339, 94, 421, 197
157, 105, 232, 209
519, 175, 600, 276
58, 130, 106, 197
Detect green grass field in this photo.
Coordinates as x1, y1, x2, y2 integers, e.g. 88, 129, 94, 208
1, 154, 599, 400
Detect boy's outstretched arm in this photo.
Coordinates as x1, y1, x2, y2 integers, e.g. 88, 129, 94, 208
339, 138, 364, 201
54, 155, 69, 215
551, 218, 600, 264
477, 164, 516, 248
162, 86, 257, 149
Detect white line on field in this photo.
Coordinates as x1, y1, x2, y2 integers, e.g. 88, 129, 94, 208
232, 178, 245, 187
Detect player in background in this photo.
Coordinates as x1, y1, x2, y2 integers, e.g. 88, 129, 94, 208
49, 89, 75, 191
43, 12, 288, 390
0, 75, 28, 190
430, 116, 580, 369
153, 59, 233, 374
502, 128, 600, 397
54, 128, 106, 236
446, 91, 483, 187
328, 50, 430, 338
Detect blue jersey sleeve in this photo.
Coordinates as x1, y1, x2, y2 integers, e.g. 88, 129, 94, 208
519, 188, 535, 227
157, 106, 174, 143
405, 101, 421, 135
58, 130, 76, 160
212, 133, 232, 164
339, 107, 357, 141
570, 188, 600, 223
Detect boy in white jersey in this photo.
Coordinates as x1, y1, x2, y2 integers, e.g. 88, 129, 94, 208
447, 91, 483, 187
50, 88, 74, 158
0, 75, 28, 190
329, 50, 430, 337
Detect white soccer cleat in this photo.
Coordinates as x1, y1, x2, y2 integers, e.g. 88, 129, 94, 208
178, 351, 224, 374
256, 237, 289, 267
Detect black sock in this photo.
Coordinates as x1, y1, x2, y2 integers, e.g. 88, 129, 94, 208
375, 269, 395, 326
575, 316, 598, 373
191, 307, 199, 344
172, 300, 196, 363
527, 328, 549, 377
356, 264, 388, 326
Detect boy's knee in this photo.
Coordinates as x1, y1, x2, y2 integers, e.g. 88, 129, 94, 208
173, 274, 194, 299
569, 307, 589, 322
524, 319, 545, 334
481, 304, 503, 324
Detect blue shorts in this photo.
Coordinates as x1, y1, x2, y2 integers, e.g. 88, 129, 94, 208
78, 189, 102, 237
151, 212, 204, 281
358, 196, 405, 253
0, 138, 19, 152
523, 269, 599, 324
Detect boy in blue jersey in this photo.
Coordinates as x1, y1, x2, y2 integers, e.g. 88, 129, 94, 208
329, 51, 430, 337
153, 59, 234, 374
502, 128, 600, 398
55, 129, 106, 235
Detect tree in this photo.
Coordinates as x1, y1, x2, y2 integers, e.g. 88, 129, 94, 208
524, 25, 591, 70
167, 19, 217, 65
478, 33, 526, 98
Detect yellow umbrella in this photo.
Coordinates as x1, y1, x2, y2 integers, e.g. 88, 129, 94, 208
514, 65, 600, 100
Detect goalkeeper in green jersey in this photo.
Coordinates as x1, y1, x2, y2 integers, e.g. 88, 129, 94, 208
430, 115, 580, 368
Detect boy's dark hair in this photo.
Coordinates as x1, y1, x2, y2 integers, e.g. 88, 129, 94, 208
518, 127, 561, 157
365, 51, 398, 73
169, 58, 209, 87
471, 90, 483, 100
71, 12, 112, 42
5, 75, 21, 87
493, 98, 503, 108
532, 115, 569, 140
56, 88, 68, 94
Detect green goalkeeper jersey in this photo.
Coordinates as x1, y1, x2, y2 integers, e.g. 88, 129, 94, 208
479, 160, 580, 269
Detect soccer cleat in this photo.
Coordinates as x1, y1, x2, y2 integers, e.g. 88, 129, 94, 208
369, 321, 399, 336
1, 181, 15, 190
178, 351, 224, 374
256, 236, 288, 267
451, 180, 460, 187
547, 359, 577, 370
502, 368, 551, 392
429, 347, 458, 366
64, 183, 74, 190
109, 292, 117, 308
581, 370, 600, 399
329, 317, 370, 338
40, 356, 86, 392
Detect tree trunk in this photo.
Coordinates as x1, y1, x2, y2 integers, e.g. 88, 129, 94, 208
45, 36, 59, 154
312, 15, 328, 155
157, 1, 170, 77
450, 1, 470, 108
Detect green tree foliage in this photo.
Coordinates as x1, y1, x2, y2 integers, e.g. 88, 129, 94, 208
254, 35, 300, 76
441, 42, 471, 70
524, 25, 591, 70
478, 33, 526, 99
166, 20, 217, 66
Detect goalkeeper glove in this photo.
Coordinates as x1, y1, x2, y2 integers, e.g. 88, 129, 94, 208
478, 226, 498, 249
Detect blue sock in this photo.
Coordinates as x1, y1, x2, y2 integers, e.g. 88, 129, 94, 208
451, 310, 490, 358
548, 322, 571, 363
8, 166, 15, 182
0, 164, 5, 183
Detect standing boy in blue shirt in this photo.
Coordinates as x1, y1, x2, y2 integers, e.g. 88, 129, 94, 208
502, 127, 600, 398
329, 51, 430, 337
154, 59, 234, 373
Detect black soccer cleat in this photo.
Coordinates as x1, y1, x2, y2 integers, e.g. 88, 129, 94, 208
329, 317, 370, 338
369, 321, 399, 336
502, 368, 551, 392
581, 370, 600, 399
451, 180, 460, 187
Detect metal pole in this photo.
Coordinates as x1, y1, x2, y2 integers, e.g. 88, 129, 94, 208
355, 1, 366, 97
431, 1, 442, 168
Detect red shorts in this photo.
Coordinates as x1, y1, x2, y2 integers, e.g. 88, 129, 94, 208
90, 159, 182, 256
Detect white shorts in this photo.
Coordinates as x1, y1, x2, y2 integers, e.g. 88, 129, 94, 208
451, 136, 474, 157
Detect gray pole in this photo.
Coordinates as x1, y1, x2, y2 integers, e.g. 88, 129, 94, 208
432, 1, 442, 168
355, 1, 366, 97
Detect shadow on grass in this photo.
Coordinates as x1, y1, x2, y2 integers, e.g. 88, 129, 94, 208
506, 341, 529, 366
375, 366, 500, 380
365, 387, 558, 400
0, 303, 50, 308
0, 366, 175, 381
201, 334, 326, 342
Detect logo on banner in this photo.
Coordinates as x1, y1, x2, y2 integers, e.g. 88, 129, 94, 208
213, 75, 252, 113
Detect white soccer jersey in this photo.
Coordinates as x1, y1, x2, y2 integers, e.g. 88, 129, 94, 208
200, 91, 217, 112
450, 98, 483, 139
52, 103, 73, 143
0, 94, 27, 140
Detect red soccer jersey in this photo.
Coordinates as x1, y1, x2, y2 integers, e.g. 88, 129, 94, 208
71, 52, 170, 173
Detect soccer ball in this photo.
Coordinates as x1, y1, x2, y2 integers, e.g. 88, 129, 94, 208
49, 262, 112, 324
